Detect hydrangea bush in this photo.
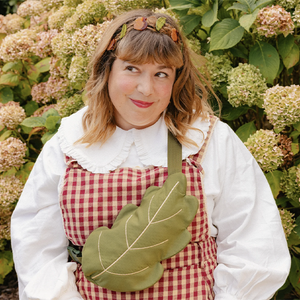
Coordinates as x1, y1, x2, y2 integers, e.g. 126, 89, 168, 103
170, 0, 300, 297
0, 0, 300, 297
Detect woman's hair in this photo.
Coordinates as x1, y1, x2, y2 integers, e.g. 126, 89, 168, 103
78, 9, 214, 147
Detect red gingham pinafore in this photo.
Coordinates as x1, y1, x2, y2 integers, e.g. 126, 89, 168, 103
60, 116, 218, 300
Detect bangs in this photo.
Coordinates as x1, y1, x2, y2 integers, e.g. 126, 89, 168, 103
115, 29, 183, 68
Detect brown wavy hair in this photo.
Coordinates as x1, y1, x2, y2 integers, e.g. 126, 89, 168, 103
78, 9, 214, 147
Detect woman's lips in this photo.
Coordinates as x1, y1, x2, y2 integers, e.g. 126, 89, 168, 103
131, 99, 154, 108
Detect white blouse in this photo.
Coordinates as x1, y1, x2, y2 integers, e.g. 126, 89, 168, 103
11, 107, 291, 300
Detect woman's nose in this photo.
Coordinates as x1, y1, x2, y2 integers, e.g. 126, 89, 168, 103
136, 74, 153, 96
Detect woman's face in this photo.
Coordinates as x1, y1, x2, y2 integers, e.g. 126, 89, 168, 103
108, 58, 176, 130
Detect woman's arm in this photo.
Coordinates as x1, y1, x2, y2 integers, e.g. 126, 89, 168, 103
202, 121, 291, 300
11, 134, 83, 300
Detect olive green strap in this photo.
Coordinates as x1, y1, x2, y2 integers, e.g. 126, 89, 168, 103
168, 131, 182, 176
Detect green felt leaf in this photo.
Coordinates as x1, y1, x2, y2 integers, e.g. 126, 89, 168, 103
0, 73, 20, 86
156, 17, 166, 31
35, 57, 51, 73
21, 117, 46, 128
82, 173, 199, 292
120, 24, 127, 39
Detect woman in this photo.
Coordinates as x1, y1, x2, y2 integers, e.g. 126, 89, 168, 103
11, 9, 290, 300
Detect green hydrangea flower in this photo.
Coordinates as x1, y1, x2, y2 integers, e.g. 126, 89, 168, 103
279, 208, 296, 238
48, 6, 76, 30
56, 94, 85, 117
199, 53, 232, 88
186, 36, 201, 55
281, 166, 300, 204
244, 129, 284, 172
227, 63, 268, 107
64, 0, 83, 7
63, 0, 107, 33
68, 56, 89, 89
263, 84, 300, 130
40, 0, 64, 10
275, 0, 298, 10
293, 4, 300, 27
51, 31, 73, 59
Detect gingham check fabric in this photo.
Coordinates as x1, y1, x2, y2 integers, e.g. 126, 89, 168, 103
60, 116, 218, 300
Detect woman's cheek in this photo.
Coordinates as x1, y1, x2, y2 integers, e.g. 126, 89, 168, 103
118, 77, 136, 94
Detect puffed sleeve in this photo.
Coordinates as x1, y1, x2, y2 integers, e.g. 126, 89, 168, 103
11, 134, 83, 300
202, 120, 291, 300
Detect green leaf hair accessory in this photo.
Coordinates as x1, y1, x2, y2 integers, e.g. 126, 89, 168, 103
156, 17, 166, 31
119, 24, 127, 39
82, 172, 199, 292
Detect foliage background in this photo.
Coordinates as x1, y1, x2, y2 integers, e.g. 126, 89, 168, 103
0, 0, 299, 298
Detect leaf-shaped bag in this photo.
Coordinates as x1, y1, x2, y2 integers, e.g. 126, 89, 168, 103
79, 132, 199, 292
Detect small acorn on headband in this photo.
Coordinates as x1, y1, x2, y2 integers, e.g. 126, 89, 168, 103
106, 16, 180, 51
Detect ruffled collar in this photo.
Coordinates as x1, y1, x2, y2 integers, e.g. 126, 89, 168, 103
57, 107, 211, 173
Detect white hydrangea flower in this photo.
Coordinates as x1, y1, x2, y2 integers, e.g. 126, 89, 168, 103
0, 137, 27, 172
5, 14, 26, 34
51, 31, 73, 58
72, 21, 112, 58
279, 209, 296, 238
263, 84, 300, 129
244, 129, 284, 172
56, 93, 84, 117
64, 0, 83, 7
254, 5, 294, 37
0, 102, 26, 129
40, 0, 64, 10
293, 4, 300, 27
17, 0, 45, 17
48, 6, 76, 30
281, 166, 300, 203
275, 0, 298, 10
0, 28, 38, 62
68, 55, 89, 88
35, 29, 59, 58
227, 63, 267, 107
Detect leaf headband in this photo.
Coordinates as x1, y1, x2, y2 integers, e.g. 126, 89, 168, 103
107, 16, 181, 51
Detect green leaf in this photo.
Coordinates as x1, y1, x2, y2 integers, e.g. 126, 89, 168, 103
265, 170, 283, 198
0, 251, 13, 284
24, 101, 39, 116
41, 131, 56, 144
35, 57, 51, 73
209, 19, 244, 51
290, 255, 300, 294
275, 196, 288, 207
288, 232, 300, 248
202, 0, 218, 27
15, 162, 35, 183
294, 121, 300, 131
82, 173, 199, 292
18, 79, 32, 98
2, 61, 23, 73
227, 3, 249, 12
21, 117, 46, 128
292, 143, 299, 155
170, 0, 193, 6
249, 41, 280, 84
254, 0, 273, 9
295, 216, 300, 239
239, 9, 259, 32
120, 24, 127, 38
290, 130, 300, 142
283, 44, 299, 69
42, 108, 60, 119
181, 15, 201, 35
156, 17, 166, 31
0, 73, 20, 86
169, 3, 194, 9
45, 116, 60, 131
221, 106, 249, 121
278, 34, 294, 59
238, 0, 256, 11
229, 47, 248, 59
0, 130, 12, 141
236, 121, 256, 142
27, 64, 40, 82
0, 87, 13, 103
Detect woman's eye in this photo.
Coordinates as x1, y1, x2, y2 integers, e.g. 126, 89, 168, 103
156, 72, 168, 78
126, 66, 138, 72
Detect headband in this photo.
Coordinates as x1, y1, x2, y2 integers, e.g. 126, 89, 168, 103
107, 16, 181, 51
